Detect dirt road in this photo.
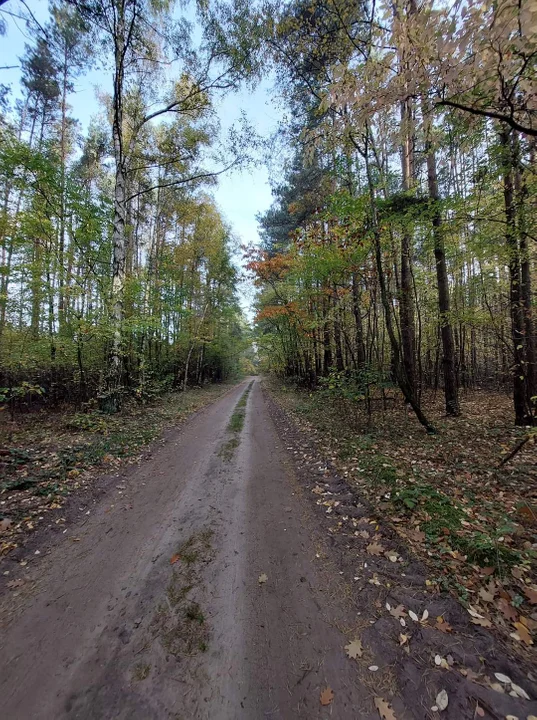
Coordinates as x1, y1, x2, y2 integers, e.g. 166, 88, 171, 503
0, 378, 378, 719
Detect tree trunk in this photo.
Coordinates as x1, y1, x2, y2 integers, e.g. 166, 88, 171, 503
351, 272, 366, 369
58, 43, 69, 335
516, 136, 537, 409
100, 6, 128, 412
424, 107, 460, 416
322, 295, 332, 373
399, 97, 416, 399
362, 131, 435, 433
500, 127, 533, 425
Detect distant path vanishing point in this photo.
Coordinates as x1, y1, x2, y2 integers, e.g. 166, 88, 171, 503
0, 377, 377, 719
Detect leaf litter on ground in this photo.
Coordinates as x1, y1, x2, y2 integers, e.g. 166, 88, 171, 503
344, 638, 363, 659
319, 687, 334, 706
374, 696, 397, 720
0, 383, 240, 560
269, 381, 537, 660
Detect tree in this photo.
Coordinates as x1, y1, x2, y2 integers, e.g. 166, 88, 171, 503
251, 0, 535, 429
0, 0, 251, 413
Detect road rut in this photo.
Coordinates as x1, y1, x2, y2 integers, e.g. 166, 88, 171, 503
1, 378, 374, 719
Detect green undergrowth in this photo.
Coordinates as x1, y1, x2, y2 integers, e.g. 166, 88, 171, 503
268, 379, 530, 587
218, 381, 253, 460
228, 381, 253, 430
346, 445, 521, 571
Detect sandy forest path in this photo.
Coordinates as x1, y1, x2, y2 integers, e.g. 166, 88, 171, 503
0, 378, 380, 719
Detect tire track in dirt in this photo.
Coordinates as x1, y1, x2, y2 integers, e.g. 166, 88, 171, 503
1, 377, 399, 719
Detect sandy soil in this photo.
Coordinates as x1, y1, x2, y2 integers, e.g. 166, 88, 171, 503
0, 378, 380, 719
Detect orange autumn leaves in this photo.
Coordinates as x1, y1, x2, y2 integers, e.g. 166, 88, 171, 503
245, 250, 293, 284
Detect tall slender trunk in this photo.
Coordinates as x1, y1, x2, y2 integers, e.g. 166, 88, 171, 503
100, 4, 128, 412
423, 104, 460, 415
516, 136, 537, 408
333, 291, 344, 371
399, 97, 416, 398
362, 130, 435, 433
500, 128, 533, 425
58, 44, 69, 335
351, 273, 366, 368
322, 294, 332, 373
0, 187, 12, 338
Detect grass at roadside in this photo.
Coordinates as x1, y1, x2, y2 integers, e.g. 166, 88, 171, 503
227, 381, 252, 432
218, 381, 253, 461
0, 381, 241, 556
266, 377, 537, 644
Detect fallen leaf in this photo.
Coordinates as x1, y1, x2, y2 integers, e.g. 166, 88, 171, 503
471, 617, 492, 628
374, 696, 397, 720
409, 528, 425, 543
435, 618, 453, 633
345, 639, 363, 659
467, 605, 484, 619
7, 578, 24, 589
408, 610, 419, 622
368, 665, 379, 671
513, 622, 533, 646
170, 554, 180, 565
367, 542, 385, 556
436, 689, 449, 711
258, 573, 268, 584
0, 518, 13, 533
475, 705, 485, 718
520, 615, 537, 631
421, 609, 429, 622
399, 633, 409, 646
389, 604, 406, 619
498, 598, 518, 622
524, 587, 537, 605
479, 588, 495, 603
320, 687, 334, 706
510, 682, 530, 700
494, 673, 512, 684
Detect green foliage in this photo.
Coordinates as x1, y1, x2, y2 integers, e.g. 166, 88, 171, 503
319, 367, 388, 404
0, 1, 253, 415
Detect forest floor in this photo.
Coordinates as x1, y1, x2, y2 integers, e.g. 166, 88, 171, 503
267, 381, 537, 660
0, 382, 239, 560
0, 377, 536, 720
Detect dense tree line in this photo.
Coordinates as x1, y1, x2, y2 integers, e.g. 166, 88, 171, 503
249, 0, 537, 429
0, 0, 252, 413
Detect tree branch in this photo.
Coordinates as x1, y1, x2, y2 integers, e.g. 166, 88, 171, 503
125, 162, 237, 202
436, 98, 537, 137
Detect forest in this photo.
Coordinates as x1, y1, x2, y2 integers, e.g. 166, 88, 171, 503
1, 0, 535, 428
1, 0, 537, 716
248, 0, 537, 433
0, 0, 251, 417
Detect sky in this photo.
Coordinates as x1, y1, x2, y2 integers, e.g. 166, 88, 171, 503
0, 0, 284, 316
